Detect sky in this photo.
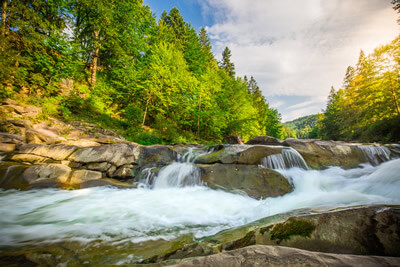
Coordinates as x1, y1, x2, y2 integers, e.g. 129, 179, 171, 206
143, 0, 399, 122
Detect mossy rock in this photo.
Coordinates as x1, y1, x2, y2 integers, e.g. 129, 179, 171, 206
269, 218, 315, 242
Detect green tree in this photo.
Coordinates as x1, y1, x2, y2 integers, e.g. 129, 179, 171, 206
219, 46, 235, 77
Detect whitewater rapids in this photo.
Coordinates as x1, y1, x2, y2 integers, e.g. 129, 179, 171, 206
0, 158, 400, 247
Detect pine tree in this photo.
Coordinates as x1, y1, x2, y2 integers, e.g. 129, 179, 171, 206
219, 47, 235, 78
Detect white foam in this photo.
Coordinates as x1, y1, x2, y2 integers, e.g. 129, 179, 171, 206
0, 159, 399, 247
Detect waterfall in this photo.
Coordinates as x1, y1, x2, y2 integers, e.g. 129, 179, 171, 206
260, 147, 309, 170
149, 148, 206, 188
358, 145, 391, 166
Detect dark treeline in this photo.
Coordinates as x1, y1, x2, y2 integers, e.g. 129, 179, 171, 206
0, 0, 283, 144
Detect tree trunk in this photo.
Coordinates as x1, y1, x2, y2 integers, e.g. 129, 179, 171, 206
142, 94, 151, 126
90, 29, 100, 87
1, 0, 6, 36
389, 75, 400, 116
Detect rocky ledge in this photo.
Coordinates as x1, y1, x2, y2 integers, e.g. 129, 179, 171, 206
144, 205, 400, 264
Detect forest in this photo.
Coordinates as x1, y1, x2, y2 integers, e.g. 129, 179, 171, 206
1, 0, 400, 144
0, 0, 283, 144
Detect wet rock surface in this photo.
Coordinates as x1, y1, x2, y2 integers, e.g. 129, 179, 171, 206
285, 138, 368, 169
198, 164, 292, 199
170, 245, 400, 267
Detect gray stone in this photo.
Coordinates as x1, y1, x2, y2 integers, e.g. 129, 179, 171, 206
286, 138, 367, 169
0, 133, 25, 144
170, 245, 400, 267
17, 144, 78, 161
246, 135, 289, 146
195, 145, 282, 165
22, 164, 72, 184
198, 164, 292, 199
87, 162, 112, 171
68, 143, 140, 166
138, 145, 177, 167
69, 170, 102, 184
113, 165, 134, 179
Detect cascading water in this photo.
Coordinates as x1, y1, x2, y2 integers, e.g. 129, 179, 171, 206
148, 148, 208, 188
260, 147, 309, 170
1, 158, 399, 247
358, 145, 391, 166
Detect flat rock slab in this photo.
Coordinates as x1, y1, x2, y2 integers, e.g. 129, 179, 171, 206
171, 245, 400, 267
17, 144, 78, 161
68, 143, 140, 166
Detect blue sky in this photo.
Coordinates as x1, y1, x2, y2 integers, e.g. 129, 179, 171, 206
143, 0, 399, 122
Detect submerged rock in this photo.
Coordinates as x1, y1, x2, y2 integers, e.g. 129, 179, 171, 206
198, 164, 292, 199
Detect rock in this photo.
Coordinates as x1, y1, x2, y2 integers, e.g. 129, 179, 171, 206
1, 98, 18, 105
138, 145, 177, 167
198, 164, 292, 199
195, 145, 282, 165
22, 105, 41, 117
207, 205, 400, 257
0, 143, 16, 152
170, 245, 400, 267
246, 135, 289, 146
0, 133, 25, 144
69, 170, 102, 184
0, 120, 29, 136
22, 164, 72, 184
68, 143, 140, 167
8, 153, 48, 164
17, 144, 78, 161
25, 129, 56, 144
286, 138, 367, 169
62, 139, 101, 147
223, 136, 244, 144
113, 164, 134, 179
0, 164, 31, 190
87, 162, 112, 172
80, 178, 136, 189
106, 165, 117, 177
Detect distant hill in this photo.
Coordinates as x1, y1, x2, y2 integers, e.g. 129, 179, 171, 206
283, 114, 318, 139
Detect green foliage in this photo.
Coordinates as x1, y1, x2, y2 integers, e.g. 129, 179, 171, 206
284, 114, 318, 139
270, 218, 316, 242
0, 2, 285, 144
318, 37, 400, 142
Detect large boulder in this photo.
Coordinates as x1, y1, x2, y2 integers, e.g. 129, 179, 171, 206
22, 164, 72, 184
138, 145, 177, 167
246, 136, 289, 146
285, 138, 367, 169
195, 145, 282, 165
68, 143, 140, 167
206, 205, 400, 257
170, 245, 400, 267
198, 164, 292, 199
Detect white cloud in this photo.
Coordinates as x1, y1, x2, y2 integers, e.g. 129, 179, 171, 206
199, 0, 399, 121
